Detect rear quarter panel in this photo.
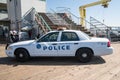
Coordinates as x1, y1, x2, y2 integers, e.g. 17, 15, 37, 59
76, 40, 109, 56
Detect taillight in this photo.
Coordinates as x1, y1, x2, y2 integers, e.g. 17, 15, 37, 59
107, 41, 111, 47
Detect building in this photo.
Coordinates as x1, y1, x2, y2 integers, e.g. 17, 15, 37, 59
0, 0, 10, 43
7, 0, 46, 30
0, 0, 46, 43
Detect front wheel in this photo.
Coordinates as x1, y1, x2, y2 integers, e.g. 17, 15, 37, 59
76, 48, 93, 63
15, 49, 30, 62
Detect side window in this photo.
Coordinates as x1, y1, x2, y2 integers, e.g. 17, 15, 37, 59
61, 32, 79, 41
38, 32, 59, 42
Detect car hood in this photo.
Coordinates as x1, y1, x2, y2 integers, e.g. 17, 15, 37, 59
10, 40, 35, 47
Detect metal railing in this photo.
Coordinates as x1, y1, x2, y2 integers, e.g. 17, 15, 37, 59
90, 16, 111, 39
21, 7, 52, 39
22, 7, 35, 26
0, 0, 7, 4
46, 9, 70, 29
35, 12, 52, 32
22, 7, 35, 19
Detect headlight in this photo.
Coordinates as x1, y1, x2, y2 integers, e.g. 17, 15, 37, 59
6, 46, 13, 50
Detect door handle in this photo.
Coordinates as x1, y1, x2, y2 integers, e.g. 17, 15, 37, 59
74, 43, 78, 45
52, 43, 57, 45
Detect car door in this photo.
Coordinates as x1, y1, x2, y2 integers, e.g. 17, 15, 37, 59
33, 32, 59, 56
57, 31, 80, 56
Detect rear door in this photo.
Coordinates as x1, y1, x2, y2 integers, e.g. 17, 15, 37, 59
57, 31, 80, 56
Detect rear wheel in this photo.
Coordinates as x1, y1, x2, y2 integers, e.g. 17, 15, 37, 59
76, 48, 93, 63
15, 49, 30, 62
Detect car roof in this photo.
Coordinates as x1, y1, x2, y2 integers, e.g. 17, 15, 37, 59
49, 30, 81, 33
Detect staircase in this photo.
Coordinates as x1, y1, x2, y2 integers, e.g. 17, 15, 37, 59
38, 13, 53, 26
90, 16, 109, 29
22, 7, 35, 29
90, 16, 110, 38
46, 13, 68, 25
37, 12, 94, 36
57, 13, 79, 30
46, 13, 70, 29
90, 17, 120, 41
35, 12, 52, 36
21, 8, 52, 39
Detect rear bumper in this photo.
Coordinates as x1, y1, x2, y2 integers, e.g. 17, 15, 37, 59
94, 47, 113, 56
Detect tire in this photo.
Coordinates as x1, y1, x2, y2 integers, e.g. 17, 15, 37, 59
15, 49, 30, 62
76, 48, 93, 63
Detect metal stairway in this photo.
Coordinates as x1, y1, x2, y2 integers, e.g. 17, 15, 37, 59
21, 8, 52, 40
90, 16, 110, 38
57, 13, 81, 30
90, 16, 109, 29
46, 13, 70, 29
35, 12, 52, 35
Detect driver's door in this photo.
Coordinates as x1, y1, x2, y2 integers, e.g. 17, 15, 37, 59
33, 32, 59, 56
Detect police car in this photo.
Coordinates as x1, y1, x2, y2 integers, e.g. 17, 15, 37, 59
5, 30, 113, 63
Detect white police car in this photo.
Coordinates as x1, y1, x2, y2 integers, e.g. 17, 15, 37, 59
5, 30, 113, 63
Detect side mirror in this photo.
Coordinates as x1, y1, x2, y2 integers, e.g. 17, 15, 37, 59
35, 37, 38, 40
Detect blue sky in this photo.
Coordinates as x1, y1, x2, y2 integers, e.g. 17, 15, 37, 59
46, 0, 120, 26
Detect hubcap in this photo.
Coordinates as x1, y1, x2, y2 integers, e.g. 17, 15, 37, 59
82, 53, 87, 58
19, 53, 23, 58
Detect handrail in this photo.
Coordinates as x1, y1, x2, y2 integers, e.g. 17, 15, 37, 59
90, 16, 109, 28
35, 15, 46, 33
35, 12, 52, 31
22, 7, 51, 31
90, 16, 110, 38
39, 15, 52, 31
22, 7, 35, 19
73, 15, 107, 36
56, 9, 104, 30
49, 9, 70, 29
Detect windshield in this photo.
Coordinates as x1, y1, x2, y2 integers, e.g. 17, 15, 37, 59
36, 32, 59, 42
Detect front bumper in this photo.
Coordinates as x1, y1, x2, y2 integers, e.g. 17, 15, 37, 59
5, 50, 15, 57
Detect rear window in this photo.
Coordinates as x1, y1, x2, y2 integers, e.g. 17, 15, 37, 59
78, 31, 91, 40
61, 32, 79, 41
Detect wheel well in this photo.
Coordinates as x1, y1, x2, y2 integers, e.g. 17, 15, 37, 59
14, 48, 30, 56
75, 47, 94, 56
